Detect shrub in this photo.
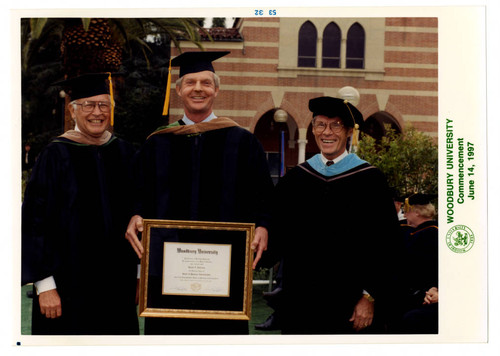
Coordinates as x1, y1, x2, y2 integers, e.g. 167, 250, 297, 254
357, 125, 438, 198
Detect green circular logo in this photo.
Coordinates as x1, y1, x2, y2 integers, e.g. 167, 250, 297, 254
446, 225, 475, 253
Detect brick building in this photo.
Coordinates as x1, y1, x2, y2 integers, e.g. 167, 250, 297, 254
169, 17, 438, 181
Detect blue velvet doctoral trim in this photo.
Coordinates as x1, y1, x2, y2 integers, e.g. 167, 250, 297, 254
307, 153, 367, 177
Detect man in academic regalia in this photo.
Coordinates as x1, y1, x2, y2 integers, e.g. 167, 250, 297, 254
268, 96, 403, 334
398, 193, 439, 334
22, 73, 139, 335
125, 51, 274, 335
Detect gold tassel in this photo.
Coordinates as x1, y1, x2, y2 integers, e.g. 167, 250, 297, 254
404, 196, 411, 213
107, 72, 115, 126
344, 99, 359, 152
162, 59, 172, 116
351, 123, 360, 152
404, 193, 417, 213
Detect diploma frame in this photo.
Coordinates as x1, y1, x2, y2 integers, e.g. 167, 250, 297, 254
138, 219, 255, 320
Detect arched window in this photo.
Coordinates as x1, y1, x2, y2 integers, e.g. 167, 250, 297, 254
298, 21, 317, 67
362, 112, 402, 142
322, 22, 341, 68
346, 23, 365, 69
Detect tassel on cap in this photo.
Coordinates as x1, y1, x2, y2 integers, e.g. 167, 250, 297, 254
162, 59, 172, 116
308, 96, 364, 152
308, 96, 363, 129
162, 51, 230, 117
404, 195, 413, 213
404, 193, 438, 212
343, 99, 360, 152
52, 72, 117, 126
52, 73, 113, 101
107, 72, 115, 126
171, 51, 230, 77
350, 123, 360, 152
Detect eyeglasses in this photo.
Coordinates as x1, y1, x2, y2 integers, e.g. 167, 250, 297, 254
313, 121, 344, 133
73, 101, 112, 113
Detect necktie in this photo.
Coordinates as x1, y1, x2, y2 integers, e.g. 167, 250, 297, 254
326, 160, 334, 166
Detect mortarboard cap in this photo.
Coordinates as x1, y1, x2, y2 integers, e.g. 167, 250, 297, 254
406, 193, 437, 206
404, 193, 437, 212
309, 96, 364, 152
171, 51, 230, 78
53, 73, 113, 100
162, 51, 229, 116
308, 96, 363, 128
53, 73, 117, 126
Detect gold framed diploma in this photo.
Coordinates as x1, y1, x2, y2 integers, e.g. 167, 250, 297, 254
138, 219, 254, 320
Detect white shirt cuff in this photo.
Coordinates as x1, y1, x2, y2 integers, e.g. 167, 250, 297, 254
34, 276, 57, 295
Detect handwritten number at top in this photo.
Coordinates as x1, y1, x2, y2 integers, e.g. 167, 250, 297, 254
254, 9, 277, 16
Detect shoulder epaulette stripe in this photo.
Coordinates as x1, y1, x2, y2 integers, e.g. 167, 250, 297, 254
298, 163, 375, 182
410, 225, 438, 236
52, 135, 117, 147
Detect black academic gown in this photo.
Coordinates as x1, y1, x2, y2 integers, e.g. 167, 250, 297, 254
134, 122, 274, 335
22, 136, 139, 335
270, 160, 403, 334
402, 220, 438, 292
399, 220, 438, 333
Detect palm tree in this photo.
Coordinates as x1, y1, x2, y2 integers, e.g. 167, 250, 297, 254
23, 17, 206, 74
22, 17, 208, 130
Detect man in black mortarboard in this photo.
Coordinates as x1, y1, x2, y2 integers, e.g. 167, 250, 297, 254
22, 73, 139, 335
394, 193, 439, 333
266, 96, 404, 334
125, 51, 274, 335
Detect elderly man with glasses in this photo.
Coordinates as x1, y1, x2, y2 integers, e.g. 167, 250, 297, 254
22, 73, 139, 335
268, 96, 403, 334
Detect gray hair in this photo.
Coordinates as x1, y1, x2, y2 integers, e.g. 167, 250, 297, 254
175, 72, 220, 88
408, 203, 437, 219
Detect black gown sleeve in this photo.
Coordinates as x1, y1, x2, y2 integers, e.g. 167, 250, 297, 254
22, 144, 67, 285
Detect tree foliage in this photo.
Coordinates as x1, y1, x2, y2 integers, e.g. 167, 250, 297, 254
113, 40, 173, 147
357, 125, 438, 197
211, 18, 226, 28
21, 17, 208, 153
21, 18, 207, 75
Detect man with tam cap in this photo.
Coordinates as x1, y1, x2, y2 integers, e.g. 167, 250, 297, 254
267, 96, 403, 334
397, 193, 438, 333
22, 73, 139, 335
125, 51, 274, 335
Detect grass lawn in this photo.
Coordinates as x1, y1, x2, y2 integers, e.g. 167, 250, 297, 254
20, 283, 280, 336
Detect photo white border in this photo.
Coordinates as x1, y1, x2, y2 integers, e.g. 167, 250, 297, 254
3, 1, 499, 355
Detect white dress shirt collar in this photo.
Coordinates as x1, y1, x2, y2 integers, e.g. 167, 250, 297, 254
181, 112, 217, 125
320, 150, 348, 165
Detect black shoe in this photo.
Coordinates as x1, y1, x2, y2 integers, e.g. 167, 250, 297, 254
254, 314, 280, 331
